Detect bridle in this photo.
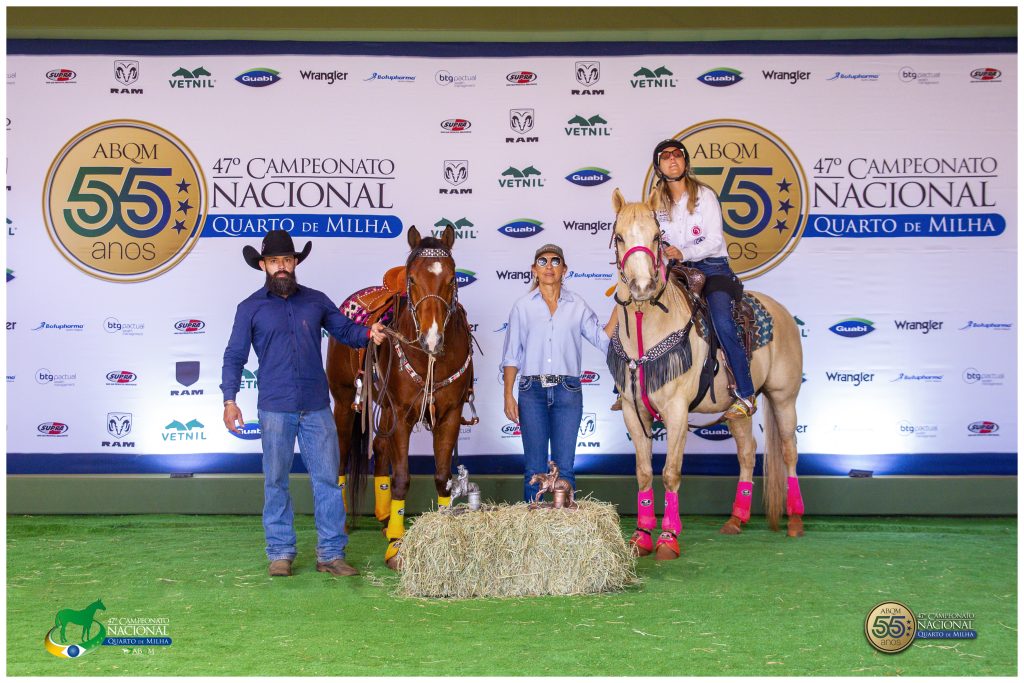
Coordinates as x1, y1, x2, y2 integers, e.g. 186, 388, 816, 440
405, 247, 459, 348
610, 212, 669, 310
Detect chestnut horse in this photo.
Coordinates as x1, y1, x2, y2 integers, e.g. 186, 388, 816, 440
608, 189, 805, 560
326, 225, 475, 569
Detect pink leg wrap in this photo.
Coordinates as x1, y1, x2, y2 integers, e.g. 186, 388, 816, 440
662, 490, 681, 535
637, 489, 657, 530
786, 477, 805, 516
732, 481, 753, 522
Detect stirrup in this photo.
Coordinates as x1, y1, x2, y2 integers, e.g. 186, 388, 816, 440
724, 395, 756, 420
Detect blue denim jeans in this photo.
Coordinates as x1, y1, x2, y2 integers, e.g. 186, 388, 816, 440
258, 407, 347, 563
518, 375, 583, 502
687, 256, 755, 398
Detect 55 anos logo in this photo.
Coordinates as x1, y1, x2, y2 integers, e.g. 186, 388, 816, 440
43, 120, 207, 282
644, 119, 807, 279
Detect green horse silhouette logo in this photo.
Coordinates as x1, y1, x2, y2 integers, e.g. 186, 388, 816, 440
45, 599, 107, 658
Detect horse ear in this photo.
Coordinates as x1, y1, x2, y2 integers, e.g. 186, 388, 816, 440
645, 186, 660, 212
611, 187, 626, 214
441, 223, 456, 250
407, 225, 421, 249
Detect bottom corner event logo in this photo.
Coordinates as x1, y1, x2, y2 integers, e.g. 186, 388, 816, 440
643, 119, 808, 280
45, 600, 107, 658
42, 119, 207, 283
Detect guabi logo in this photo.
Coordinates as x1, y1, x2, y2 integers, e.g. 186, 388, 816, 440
37, 422, 69, 436
46, 68, 77, 83
454, 268, 477, 287
43, 120, 207, 282
105, 370, 138, 385
498, 219, 543, 238
174, 319, 206, 333
967, 421, 999, 435
829, 318, 875, 337
235, 68, 281, 87
643, 120, 807, 278
970, 67, 1001, 82
230, 421, 262, 440
506, 71, 537, 85
694, 423, 733, 441
566, 167, 611, 187
698, 67, 743, 87
440, 118, 472, 133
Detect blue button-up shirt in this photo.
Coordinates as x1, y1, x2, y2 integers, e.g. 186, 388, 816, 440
220, 284, 369, 412
500, 287, 610, 377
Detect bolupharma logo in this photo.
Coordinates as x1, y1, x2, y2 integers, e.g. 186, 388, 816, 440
959, 320, 1012, 331
890, 372, 943, 383
364, 72, 415, 82
33, 321, 84, 332
105, 370, 138, 385
967, 421, 999, 435
970, 67, 1001, 82
46, 68, 77, 84
231, 421, 262, 440
235, 68, 281, 87
829, 318, 874, 337
825, 71, 879, 81
566, 167, 611, 186
440, 118, 472, 133
37, 422, 69, 436
694, 423, 733, 441
506, 71, 537, 85
698, 67, 742, 87
174, 319, 206, 334
454, 269, 477, 287
498, 219, 543, 238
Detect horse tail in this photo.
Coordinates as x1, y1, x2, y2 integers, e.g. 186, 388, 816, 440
761, 392, 785, 531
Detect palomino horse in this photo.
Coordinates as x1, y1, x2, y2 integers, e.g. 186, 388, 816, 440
607, 188, 804, 560
326, 225, 475, 569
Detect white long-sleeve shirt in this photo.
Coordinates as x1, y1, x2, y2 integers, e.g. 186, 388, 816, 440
657, 184, 728, 262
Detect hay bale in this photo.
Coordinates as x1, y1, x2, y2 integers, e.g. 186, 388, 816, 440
398, 498, 638, 598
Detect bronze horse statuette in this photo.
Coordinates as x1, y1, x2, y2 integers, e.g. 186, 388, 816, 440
528, 462, 577, 510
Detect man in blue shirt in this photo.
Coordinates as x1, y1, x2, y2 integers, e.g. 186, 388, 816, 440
220, 230, 385, 578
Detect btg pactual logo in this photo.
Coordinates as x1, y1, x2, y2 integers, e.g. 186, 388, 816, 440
644, 119, 807, 279
43, 119, 207, 282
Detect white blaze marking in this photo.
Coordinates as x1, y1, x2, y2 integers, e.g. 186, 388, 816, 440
428, 262, 443, 276
425, 321, 440, 352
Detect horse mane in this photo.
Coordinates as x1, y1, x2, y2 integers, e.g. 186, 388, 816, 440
406, 236, 452, 269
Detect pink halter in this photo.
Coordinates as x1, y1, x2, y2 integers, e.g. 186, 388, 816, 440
619, 244, 667, 286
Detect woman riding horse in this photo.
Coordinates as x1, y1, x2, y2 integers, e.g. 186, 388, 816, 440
608, 187, 805, 560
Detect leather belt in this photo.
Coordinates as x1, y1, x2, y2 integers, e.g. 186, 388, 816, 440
523, 374, 569, 386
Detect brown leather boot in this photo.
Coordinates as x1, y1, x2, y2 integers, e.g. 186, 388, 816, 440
316, 558, 359, 576
268, 559, 293, 577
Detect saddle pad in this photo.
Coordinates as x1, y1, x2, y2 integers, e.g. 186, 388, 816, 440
341, 285, 395, 326
742, 293, 774, 352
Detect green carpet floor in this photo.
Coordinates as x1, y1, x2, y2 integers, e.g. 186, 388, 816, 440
7, 514, 1017, 676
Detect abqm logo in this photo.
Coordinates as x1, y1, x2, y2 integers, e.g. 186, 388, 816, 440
498, 219, 543, 238
829, 318, 874, 337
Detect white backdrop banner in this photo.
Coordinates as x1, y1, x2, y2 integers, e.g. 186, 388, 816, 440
6, 41, 1017, 475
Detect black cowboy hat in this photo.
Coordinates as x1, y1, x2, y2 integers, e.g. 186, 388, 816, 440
242, 230, 312, 270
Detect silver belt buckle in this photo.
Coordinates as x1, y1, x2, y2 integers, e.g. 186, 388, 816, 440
541, 375, 558, 387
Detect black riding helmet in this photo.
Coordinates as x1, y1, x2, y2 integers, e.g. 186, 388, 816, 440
653, 138, 689, 182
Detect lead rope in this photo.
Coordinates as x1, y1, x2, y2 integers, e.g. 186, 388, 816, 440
416, 354, 437, 427
361, 339, 376, 461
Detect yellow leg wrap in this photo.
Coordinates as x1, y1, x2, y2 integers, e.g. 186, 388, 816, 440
373, 476, 392, 522
384, 538, 402, 563
338, 475, 347, 513
385, 499, 406, 540
437, 496, 452, 508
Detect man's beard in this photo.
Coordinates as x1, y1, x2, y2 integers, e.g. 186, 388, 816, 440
266, 270, 298, 297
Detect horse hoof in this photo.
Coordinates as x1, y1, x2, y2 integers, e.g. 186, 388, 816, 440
720, 516, 744, 535
787, 515, 805, 537
654, 532, 680, 560
629, 529, 654, 557
384, 539, 403, 570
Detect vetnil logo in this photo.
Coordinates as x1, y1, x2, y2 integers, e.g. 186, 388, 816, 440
169, 66, 215, 88
631, 66, 677, 88
565, 114, 610, 136
499, 166, 544, 189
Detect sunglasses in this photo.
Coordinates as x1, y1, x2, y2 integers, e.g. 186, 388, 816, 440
535, 256, 562, 267
659, 149, 686, 161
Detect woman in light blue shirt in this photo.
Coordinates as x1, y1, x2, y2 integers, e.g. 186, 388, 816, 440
501, 243, 614, 502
